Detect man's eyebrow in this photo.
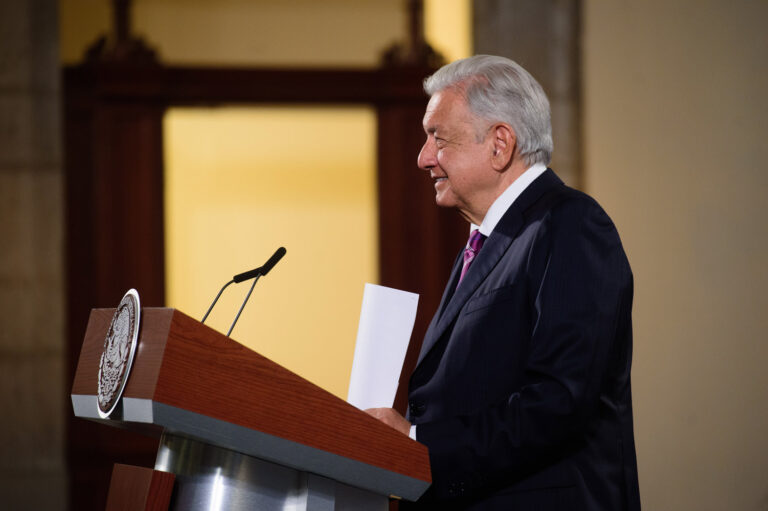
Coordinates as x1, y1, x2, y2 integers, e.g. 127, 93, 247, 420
425, 123, 447, 135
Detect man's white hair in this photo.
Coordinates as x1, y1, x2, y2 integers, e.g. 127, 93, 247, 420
424, 55, 553, 166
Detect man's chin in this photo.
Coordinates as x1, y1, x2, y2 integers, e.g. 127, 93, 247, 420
434, 192, 455, 209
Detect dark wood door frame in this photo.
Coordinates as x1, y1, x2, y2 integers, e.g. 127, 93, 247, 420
64, 63, 466, 509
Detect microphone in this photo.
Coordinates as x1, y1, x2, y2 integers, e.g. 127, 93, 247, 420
260, 246, 287, 276
233, 247, 286, 283
201, 247, 287, 337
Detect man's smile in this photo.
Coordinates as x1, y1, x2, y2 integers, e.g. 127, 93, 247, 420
431, 172, 448, 183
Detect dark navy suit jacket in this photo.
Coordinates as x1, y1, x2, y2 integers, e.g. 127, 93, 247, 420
405, 170, 640, 510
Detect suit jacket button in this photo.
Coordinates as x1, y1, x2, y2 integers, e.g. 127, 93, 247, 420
409, 402, 426, 417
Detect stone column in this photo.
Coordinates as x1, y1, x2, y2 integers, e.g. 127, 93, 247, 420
474, 0, 582, 187
0, 0, 67, 508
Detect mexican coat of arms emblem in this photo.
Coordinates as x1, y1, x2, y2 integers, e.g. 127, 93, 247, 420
97, 289, 141, 418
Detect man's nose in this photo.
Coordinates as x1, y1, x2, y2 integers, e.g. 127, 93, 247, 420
417, 138, 436, 171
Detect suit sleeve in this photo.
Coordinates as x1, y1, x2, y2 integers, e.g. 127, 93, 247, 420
414, 197, 632, 498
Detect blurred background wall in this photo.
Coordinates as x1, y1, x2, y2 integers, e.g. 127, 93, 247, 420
0, 0, 67, 507
583, 2, 768, 508
0, 0, 766, 509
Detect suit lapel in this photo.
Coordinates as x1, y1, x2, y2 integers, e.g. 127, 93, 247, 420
416, 216, 519, 365
417, 251, 462, 363
415, 169, 563, 367
437, 250, 463, 320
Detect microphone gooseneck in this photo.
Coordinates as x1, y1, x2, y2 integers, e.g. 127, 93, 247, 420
232, 247, 287, 282
227, 274, 260, 336
201, 247, 287, 337
201, 279, 234, 324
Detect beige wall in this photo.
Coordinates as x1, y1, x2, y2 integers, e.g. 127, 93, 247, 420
583, 1, 768, 509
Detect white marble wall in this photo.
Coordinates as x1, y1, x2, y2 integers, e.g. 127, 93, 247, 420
0, 0, 67, 508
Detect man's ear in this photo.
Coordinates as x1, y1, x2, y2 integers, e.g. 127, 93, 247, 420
490, 123, 516, 171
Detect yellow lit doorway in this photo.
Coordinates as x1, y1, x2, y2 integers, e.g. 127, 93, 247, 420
164, 106, 378, 399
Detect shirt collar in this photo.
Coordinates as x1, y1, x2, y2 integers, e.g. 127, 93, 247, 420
470, 162, 548, 238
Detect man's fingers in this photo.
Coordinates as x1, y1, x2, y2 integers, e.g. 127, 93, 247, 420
364, 408, 410, 435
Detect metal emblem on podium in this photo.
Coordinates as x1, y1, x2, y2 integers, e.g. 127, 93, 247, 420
97, 289, 141, 418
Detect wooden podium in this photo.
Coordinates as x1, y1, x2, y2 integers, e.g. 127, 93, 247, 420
71, 307, 431, 510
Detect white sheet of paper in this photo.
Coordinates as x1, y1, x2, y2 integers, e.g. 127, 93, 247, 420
347, 283, 419, 410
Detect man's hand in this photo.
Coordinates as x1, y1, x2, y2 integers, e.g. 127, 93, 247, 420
365, 407, 411, 436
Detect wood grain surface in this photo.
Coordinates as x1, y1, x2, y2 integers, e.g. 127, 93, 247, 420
105, 464, 175, 511
73, 307, 431, 484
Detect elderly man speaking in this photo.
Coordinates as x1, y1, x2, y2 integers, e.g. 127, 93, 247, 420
367, 55, 641, 510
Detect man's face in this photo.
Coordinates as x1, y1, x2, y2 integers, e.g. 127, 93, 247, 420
417, 88, 497, 223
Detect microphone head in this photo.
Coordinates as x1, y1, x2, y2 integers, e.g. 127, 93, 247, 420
260, 247, 286, 276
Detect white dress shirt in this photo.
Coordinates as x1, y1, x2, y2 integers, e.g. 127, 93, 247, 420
472, 162, 548, 238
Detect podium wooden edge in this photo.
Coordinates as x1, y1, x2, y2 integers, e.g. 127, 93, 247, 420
105, 464, 175, 511
73, 394, 427, 500
72, 307, 432, 501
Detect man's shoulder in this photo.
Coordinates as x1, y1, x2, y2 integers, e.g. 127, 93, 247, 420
525, 172, 605, 219
521, 175, 625, 247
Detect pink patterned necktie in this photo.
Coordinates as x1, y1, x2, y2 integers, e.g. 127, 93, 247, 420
458, 229, 486, 287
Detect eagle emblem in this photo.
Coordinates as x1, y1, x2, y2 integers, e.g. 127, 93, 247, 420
97, 289, 140, 418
